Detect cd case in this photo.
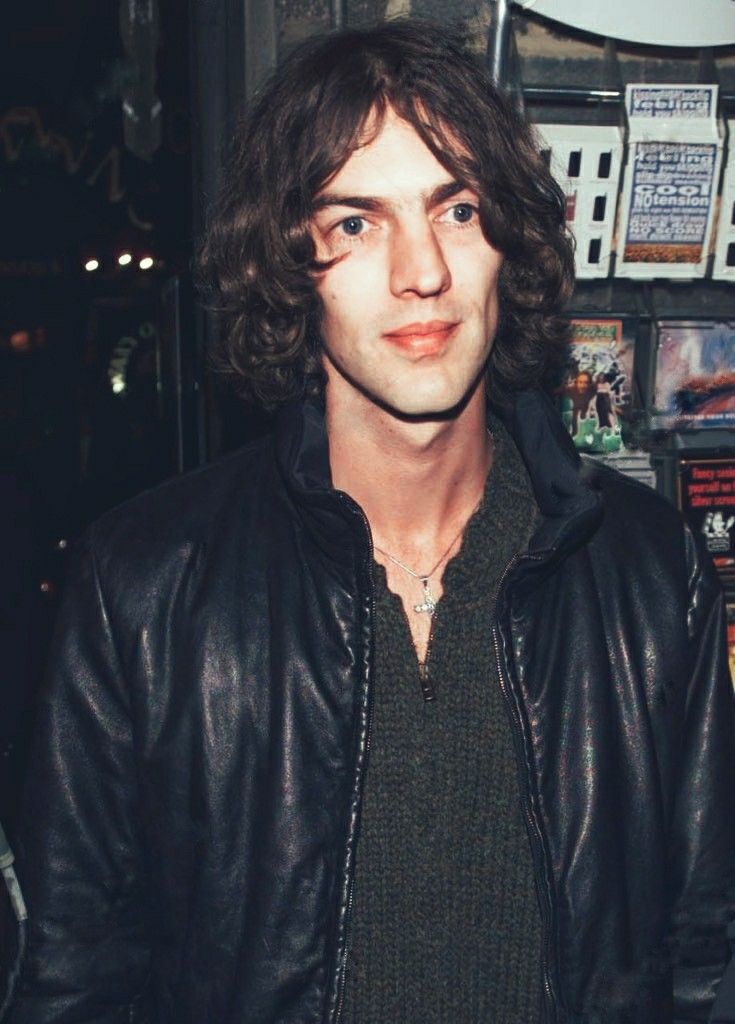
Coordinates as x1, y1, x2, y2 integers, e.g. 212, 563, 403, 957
560, 318, 636, 454
559, 317, 655, 487
678, 456, 735, 584
652, 320, 735, 431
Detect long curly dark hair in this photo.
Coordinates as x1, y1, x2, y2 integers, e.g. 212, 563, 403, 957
199, 19, 575, 410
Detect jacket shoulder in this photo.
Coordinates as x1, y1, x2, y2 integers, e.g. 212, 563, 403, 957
581, 458, 721, 618
582, 456, 684, 539
85, 435, 276, 575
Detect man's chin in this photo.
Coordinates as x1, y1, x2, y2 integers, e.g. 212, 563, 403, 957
374, 385, 481, 424
323, 355, 488, 423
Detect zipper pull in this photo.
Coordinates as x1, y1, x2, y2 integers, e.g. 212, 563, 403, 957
418, 662, 436, 702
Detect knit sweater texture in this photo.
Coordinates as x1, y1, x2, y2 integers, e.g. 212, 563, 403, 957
341, 419, 544, 1024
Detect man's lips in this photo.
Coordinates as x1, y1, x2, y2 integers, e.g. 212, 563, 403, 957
382, 320, 460, 353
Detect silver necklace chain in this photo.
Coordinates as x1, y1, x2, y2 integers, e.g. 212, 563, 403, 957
373, 502, 480, 616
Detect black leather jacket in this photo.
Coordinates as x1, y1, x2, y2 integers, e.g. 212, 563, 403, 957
8, 390, 735, 1024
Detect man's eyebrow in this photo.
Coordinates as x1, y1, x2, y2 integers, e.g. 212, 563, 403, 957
311, 193, 386, 213
429, 180, 467, 206
311, 180, 469, 214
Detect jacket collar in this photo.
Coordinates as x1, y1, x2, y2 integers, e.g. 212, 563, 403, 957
494, 390, 603, 563
275, 388, 603, 566
274, 396, 365, 571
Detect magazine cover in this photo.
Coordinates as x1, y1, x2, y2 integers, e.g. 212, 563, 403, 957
615, 85, 722, 279
559, 318, 636, 455
678, 457, 735, 583
622, 140, 718, 266
653, 320, 735, 430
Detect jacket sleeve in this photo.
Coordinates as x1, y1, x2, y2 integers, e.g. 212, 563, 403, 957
670, 528, 735, 1024
6, 528, 151, 1023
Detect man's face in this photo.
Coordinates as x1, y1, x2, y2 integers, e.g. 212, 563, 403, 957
310, 108, 504, 419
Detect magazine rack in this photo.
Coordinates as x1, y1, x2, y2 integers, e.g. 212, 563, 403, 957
489, 4, 735, 603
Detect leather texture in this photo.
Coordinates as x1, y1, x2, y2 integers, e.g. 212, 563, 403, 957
7, 389, 735, 1024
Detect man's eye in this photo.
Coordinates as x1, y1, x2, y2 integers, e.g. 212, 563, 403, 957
450, 203, 475, 223
338, 216, 365, 236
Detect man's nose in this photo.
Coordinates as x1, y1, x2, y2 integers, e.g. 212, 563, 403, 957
389, 219, 451, 298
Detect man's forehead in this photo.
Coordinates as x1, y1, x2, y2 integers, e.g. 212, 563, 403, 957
313, 107, 465, 205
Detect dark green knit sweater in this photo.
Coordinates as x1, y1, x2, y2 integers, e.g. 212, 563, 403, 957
341, 420, 543, 1024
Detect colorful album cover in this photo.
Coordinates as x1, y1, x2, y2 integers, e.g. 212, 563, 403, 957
727, 605, 735, 688
653, 320, 735, 430
559, 318, 636, 455
678, 458, 735, 582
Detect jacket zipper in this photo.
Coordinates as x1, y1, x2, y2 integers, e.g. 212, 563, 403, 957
333, 496, 376, 1024
492, 552, 559, 1024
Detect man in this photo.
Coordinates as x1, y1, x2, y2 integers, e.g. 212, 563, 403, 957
6, 20, 735, 1024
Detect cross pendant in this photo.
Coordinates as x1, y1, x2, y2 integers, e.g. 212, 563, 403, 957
413, 578, 436, 615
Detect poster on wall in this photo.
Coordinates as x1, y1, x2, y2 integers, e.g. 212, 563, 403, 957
678, 458, 735, 584
652, 320, 735, 431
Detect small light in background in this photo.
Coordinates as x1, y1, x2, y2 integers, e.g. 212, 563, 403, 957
10, 330, 32, 353
139, 256, 154, 270
84, 258, 99, 272
10, 328, 45, 354
118, 252, 133, 266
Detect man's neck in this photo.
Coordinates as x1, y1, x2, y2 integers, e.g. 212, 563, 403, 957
326, 380, 493, 565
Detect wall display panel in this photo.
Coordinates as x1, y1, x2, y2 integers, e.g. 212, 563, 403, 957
538, 124, 623, 279
652, 320, 735, 431
616, 85, 723, 280
712, 121, 735, 281
678, 457, 735, 586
